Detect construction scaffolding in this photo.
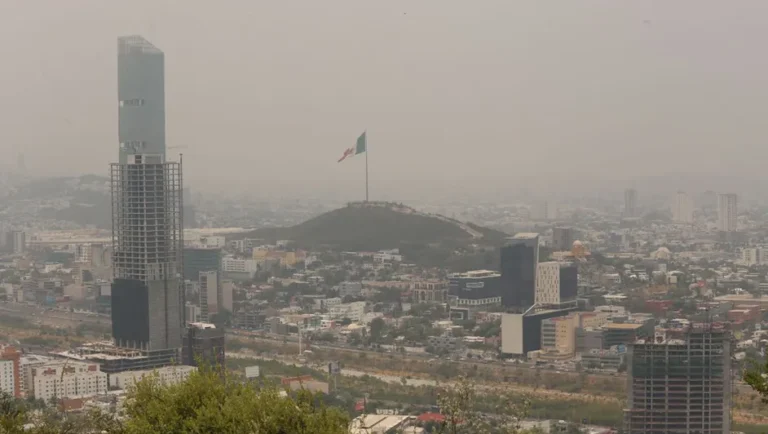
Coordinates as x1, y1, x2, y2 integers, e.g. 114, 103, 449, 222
110, 154, 184, 352
623, 323, 731, 434
110, 155, 182, 282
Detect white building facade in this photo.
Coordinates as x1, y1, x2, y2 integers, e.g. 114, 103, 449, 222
222, 257, 258, 275
329, 301, 367, 322
110, 365, 196, 390
743, 248, 763, 267
0, 359, 15, 397
672, 191, 694, 224
31, 362, 107, 401
535, 262, 561, 305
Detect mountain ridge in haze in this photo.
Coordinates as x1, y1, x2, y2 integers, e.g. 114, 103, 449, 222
238, 201, 509, 251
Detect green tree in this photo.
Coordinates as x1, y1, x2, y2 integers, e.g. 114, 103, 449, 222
315, 331, 337, 343
347, 331, 363, 347
745, 358, 768, 401
122, 366, 349, 433
369, 318, 386, 344
0, 367, 350, 434
0, 391, 25, 434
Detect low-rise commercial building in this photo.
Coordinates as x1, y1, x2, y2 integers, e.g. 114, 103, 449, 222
411, 281, 449, 303
329, 301, 367, 323
541, 314, 578, 356
221, 257, 258, 277
110, 365, 196, 390
427, 335, 461, 353
581, 349, 624, 370
338, 281, 363, 298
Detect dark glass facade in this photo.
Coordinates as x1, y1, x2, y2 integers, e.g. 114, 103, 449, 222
500, 234, 539, 309
183, 248, 221, 281
111, 278, 150, 348
559, 264, 578, 302
448, 273, 502, 300
182, 324, 225, 369
520, 308, 576, 355
118, 36, 165, 164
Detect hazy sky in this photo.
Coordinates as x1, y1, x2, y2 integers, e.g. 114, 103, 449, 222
2, 1, 768, 200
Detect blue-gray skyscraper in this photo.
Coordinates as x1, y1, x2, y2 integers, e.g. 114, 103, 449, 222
500, 233, 539, 310
118, 36, 166, 164
111, 36, 183, 356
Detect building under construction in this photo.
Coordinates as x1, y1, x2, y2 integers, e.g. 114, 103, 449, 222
110, 154, 183, 353
623, 323, 731, 434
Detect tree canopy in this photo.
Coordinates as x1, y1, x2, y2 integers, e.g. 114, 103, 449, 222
0, 366, 349, 434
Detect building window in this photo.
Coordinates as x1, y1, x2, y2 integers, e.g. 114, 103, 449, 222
119, 98, 145, 107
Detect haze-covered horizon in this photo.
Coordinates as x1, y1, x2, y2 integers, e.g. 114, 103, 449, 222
3, 1, 768, 201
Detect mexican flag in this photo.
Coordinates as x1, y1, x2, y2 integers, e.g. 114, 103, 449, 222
337, 131, 367, 162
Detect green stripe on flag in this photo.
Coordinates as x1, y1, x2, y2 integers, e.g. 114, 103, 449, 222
355, 132, 367, 155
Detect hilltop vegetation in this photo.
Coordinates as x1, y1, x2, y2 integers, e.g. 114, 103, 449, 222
242, 202, 507, 252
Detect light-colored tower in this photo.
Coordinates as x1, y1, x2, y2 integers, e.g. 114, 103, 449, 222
717, 193, 738, 232
672, 191, 693, 224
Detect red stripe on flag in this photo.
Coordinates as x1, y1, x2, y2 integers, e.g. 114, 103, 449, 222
338, 147, 354, 163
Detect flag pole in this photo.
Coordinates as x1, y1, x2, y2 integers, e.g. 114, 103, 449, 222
365, 130, 369, 202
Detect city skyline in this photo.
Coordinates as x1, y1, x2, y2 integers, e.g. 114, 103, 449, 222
5, 1, 768, 200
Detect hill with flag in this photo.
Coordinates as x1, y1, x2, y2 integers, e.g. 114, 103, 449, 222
239, 201, 508, 253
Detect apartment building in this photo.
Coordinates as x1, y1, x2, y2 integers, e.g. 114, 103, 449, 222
31, 362, 107, 401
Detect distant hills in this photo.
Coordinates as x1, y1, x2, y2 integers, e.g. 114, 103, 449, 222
2, 175, 113, 229
239, 201, 508, 252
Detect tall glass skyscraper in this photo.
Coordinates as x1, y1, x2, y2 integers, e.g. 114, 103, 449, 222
118, 36, 166, 164
500, 233, 539, 310
111, 36, 183, 354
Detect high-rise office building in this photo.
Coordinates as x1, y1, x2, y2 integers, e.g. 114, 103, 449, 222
552, 227, 575, 251
672, 191, 694, 224
717, 193, 738, 232
558, 264, 578, 302
624, 188, 638, 218
111, 36, 183, 354
10, 231, 24, 254
198, 271, 218, 322
221, 279, 234, 313
118, 36, 165, 164
500, 233, 539, 310
0, 225, 7, 253
624, 324, 731, 434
